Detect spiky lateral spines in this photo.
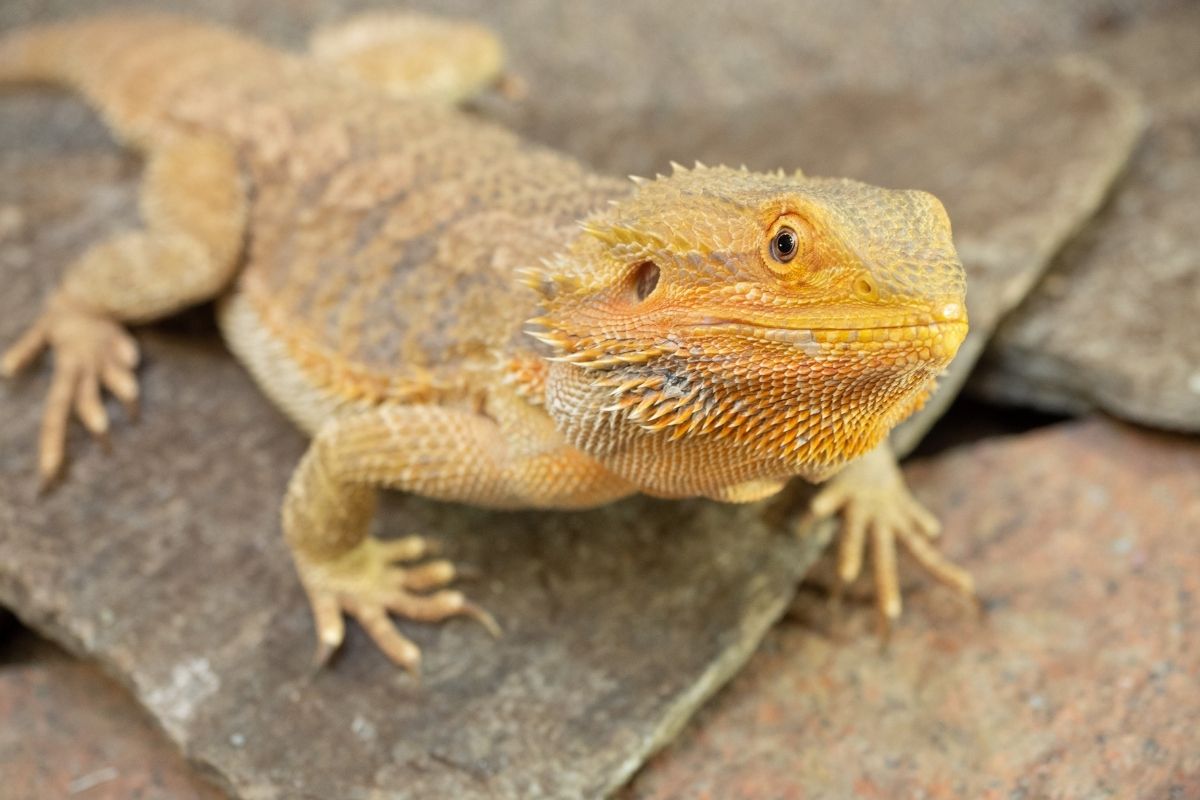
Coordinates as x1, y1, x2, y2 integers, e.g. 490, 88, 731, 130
522, 165, 750, 357
522, 218, 673, 367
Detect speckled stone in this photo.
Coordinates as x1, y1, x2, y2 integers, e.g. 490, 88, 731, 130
974, 7, 1200, 431
626, 417, 1200, 799
0, 633, 228, 800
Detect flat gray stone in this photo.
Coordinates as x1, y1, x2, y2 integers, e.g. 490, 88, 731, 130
451, 1, 1170, 177
886, 59, 1144, 452
973, 7, 1200, 431
2, 0, 1180, 120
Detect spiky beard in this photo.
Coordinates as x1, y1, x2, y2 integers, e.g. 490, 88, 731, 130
540, 329, 941, 491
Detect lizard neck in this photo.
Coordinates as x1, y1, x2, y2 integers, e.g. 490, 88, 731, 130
543, 359, 895, 497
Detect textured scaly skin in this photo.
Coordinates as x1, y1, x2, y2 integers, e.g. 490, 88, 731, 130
0, 13, 972, 671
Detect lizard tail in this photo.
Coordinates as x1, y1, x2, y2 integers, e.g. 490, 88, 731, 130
0, 14, 277, 143
0, 20, 68, 85
0, 15, 181, 88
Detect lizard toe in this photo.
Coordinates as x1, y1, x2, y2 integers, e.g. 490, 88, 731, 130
295, 536, 497, 670
803, 448, 975, 632
10, 296, 140, 487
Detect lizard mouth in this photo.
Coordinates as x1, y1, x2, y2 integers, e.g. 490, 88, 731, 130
685, 318, 969, 362
687, 301, 967, 336
686, 318, 968, 340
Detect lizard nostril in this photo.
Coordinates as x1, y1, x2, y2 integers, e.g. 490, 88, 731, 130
634, 261, 660, 301
854, 277, 876, 299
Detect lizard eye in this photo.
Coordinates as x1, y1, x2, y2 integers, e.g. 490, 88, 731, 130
770, 227, 798, 263
634, 261, 660, 301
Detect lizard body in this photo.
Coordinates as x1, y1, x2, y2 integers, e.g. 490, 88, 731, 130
0, 13, 972, 670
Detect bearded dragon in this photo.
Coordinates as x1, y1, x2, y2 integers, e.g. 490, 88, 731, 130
0, 12, 973, 672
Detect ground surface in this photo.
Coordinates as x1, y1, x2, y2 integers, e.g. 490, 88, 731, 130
6, 417, 1197, 799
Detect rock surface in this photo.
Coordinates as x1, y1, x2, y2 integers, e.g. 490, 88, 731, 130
0, 0, 1181, 115
0, 633, 227, 800
627, 417, 1200, 799
974, 7, 1200, 431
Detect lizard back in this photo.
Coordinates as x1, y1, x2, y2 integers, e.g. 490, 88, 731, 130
233, 101, 627, 407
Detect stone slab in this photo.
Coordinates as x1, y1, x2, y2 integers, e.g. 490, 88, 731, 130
1, 0, 1182, 121
0, 633, 228, 800
626, 417, 1200, 799
974, 7, 1200, 431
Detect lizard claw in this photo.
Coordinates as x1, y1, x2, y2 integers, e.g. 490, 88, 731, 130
800, 446, 975, 629
2, 294, 140, 486
296, 535, 498, 673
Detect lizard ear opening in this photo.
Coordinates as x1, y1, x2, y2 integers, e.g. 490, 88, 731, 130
633, 261, 660, 301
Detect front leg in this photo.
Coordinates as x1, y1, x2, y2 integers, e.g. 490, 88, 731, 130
284, 401, 631, 672
798, 443, 975, 626
2, 134, 245, 484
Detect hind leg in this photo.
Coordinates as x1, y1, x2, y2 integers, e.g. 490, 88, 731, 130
308, 11, 520, 104
2, 134, 245, 485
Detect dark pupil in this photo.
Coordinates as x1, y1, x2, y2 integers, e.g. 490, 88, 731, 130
774, 229, 796, 259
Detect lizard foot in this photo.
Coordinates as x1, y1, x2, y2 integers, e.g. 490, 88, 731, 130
1, 294, 139, 487
295, 535, 500, 674
309, 12, 510, 105
799, 447, 975, 632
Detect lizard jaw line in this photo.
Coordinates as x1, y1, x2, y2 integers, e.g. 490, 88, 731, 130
685, 319, 968, 340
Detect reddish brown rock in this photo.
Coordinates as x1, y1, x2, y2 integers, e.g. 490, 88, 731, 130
0, 633, 227, 800
627, 418, 1200, 799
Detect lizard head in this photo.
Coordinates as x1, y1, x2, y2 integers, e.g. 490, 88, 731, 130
526, 164, 967, 493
